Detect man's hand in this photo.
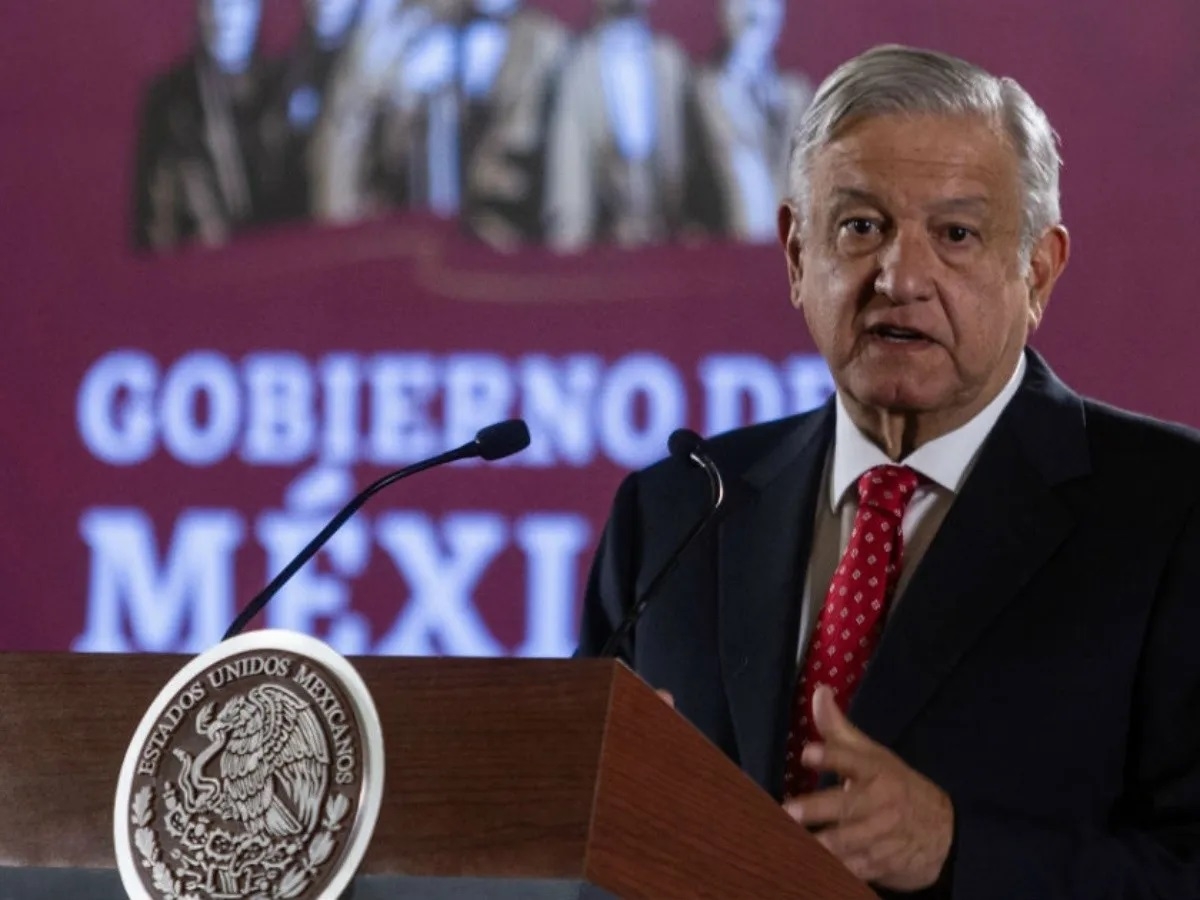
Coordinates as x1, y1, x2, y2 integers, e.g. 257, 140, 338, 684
783, 685, 954, 892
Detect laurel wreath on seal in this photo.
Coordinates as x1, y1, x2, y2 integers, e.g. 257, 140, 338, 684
131, 785, 352, 899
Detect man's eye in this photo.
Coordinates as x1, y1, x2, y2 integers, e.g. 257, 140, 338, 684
944, 225, 976, 243
841, 218, 879, 236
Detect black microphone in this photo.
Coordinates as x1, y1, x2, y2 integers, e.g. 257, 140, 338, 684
223, 419, 531, 640
599, 428, 726, 658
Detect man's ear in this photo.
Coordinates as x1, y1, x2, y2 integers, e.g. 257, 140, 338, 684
778, 203, 804, 309
1025, 224, 1069, 330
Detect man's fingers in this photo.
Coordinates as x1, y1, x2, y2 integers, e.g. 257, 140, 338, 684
655, 689, 675, 708
784, 783, 868, 827
801, 739, 876, 782
815, 806, 903, 858
812, 684, 867, 747
839, 839, 908, 884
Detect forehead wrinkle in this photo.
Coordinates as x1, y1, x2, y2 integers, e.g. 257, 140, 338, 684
926, 195, 991, 217
819, 159, 1009, 217
818, 129, 1016, 187
825, 184, 995, 218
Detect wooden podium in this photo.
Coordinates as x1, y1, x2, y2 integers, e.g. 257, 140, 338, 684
0, 653, 875, 899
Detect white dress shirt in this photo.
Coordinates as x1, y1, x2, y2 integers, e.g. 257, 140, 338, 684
797, 355, 1027, 663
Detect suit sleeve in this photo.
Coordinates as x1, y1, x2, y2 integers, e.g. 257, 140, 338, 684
942, 501, 1200, 899
575, 472, 642, 663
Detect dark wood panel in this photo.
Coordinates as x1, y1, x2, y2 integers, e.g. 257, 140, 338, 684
355, 657, 612, 877
0, 652, 180, 869
586, 665, 876, 899
0, 653, 873, 898
0, 654, 611, 877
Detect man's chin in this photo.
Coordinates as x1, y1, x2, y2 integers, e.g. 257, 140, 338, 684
836, 352, 957, 408
843, 377, 951, 415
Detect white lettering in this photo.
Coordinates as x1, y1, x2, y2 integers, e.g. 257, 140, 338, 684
784, 354, 836, 414
518, 355, 600, 467
77, 350, 159, 465
513, 514, 590, 658
444, 353, 514, 449
319, 354, 362, 465
699, 354, 785, 435
75, 350, 827, 469
373, 512, 506, 656
241, 353, 315, 464
160, 352, 241, 466
74, 508, 243, 652
597, 353, 685, 468
367, 354, 437, 464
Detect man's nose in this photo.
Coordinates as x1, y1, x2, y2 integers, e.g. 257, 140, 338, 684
874, 227, 938, 304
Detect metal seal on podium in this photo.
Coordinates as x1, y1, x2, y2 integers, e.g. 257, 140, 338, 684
113, 630, 384, 900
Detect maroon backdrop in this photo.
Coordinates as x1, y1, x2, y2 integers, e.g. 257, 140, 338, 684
1, 1, 1198, 655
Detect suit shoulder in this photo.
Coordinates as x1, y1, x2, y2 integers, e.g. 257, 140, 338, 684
1084, 398, 1200, 458
1083, 398, 1200, 496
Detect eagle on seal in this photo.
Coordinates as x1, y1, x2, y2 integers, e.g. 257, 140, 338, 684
177, 684, 330, 838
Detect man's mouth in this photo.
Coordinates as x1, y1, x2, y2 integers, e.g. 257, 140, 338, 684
867, 324, 934, 343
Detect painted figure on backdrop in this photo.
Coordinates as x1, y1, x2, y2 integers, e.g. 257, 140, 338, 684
542, 0, 693, 253
687, 0, 813, 243
305, 0, 448, 223
257, 0, 365, 223
132, 0, 270, 251
356, 0, 569, 231
458, 0, 571, 250
362, 0, 467, 217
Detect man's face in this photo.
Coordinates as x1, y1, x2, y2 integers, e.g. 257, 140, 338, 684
782, 114, 1066, 426
306, 0, 360, 44
198, 0, 262, 72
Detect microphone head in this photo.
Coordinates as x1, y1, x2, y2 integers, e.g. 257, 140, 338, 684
668, 428, 704, 461
473, 419, 531, 461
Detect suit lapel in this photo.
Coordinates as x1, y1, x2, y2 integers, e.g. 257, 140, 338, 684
849, 352, 1091, 750
719, 404, 833, 795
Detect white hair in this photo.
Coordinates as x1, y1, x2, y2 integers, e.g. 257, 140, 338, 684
788, 45, 1062, 260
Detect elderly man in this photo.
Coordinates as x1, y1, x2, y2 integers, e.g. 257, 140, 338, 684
577, 45, 1200, 898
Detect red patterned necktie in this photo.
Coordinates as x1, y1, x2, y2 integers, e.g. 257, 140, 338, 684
784, 464, 921, 797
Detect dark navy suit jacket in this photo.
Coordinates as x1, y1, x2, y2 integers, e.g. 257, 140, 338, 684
577, 350, 1200, 899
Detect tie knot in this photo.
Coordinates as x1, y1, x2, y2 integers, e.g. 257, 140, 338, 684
856, 465, 921, 518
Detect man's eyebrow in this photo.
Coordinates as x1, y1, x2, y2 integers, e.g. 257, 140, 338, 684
825, 190, 992, 218
926, 195, 991, 215
830, 187, 885, 210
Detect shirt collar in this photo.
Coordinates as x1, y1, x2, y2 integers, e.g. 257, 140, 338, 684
830, 353, 1027, 512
